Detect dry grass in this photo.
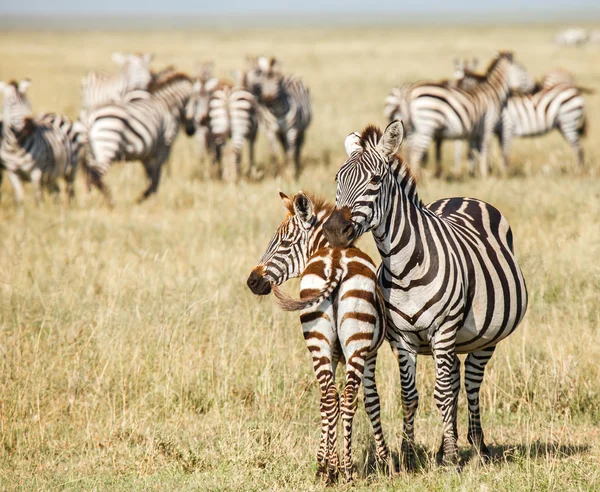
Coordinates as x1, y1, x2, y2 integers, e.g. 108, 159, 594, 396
1, 25, 600, 490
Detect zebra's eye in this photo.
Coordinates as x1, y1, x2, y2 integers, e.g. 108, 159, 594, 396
370, 174, 381, 184
280, 239, 292, 248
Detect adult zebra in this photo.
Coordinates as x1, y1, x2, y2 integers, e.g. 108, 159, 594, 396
184, 72, 259, 181
0, 79, 76, 208
84, 72, 193, 205
80, 52, 154, 118
323, 121, 528, 467
245, 56, 311, 178
399, 52, 533, 178
454, 63, 589, 169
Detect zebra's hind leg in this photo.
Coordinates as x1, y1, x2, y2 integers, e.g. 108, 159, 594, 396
465, 346, 496, 462
436, 354, 460, 465
139, 151, 167, 203
432, 341, 460, 466
396, 346, 419, 471
31, 168, 43, 206
363, 354, 393, 474
340, 356, 363, 482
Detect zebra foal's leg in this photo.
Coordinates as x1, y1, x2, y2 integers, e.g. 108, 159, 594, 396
464, 346, 496, 461
363, 354, 391, 471
396, 346, 419, 471
31, 168, 43, 206
432, 339, 460, 466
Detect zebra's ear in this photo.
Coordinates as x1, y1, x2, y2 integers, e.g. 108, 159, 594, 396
378, 120, 404, 158
293, 192, 314, 225
471, 57, 480, 70
192, 80, 202, 93
143, 53, 154, 64
231, 70, 243, 86
18, 79, 31, 94
0, 81, 6, 92
112, 52, 127, 66
344, 132, 361, 157
205, 78, 219, 93
258, 56, 270, 72
279, 191, 294, 214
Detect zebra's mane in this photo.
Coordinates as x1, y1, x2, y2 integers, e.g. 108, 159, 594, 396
148, 72, 192, 93
359, 125, 421, 206
484, 51, 512, 75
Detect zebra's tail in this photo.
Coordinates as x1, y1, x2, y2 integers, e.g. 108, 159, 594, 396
579, 113, 588, 138
271, 267, 343, 312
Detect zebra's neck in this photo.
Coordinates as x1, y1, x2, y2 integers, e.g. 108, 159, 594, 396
307, 209, 333, 259
473, 59, 511, 109
373, 159, 430, 281
264, 84, 290, 118
152, 76, 193, 119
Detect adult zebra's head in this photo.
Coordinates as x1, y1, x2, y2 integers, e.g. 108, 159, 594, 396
324, 120, 406, 248
184, 77, 219, 136
112, 52, 154, 92
256, 56, 283, 104
0, 79, 32, 134
247, 191, 329, 296
490, 52, 535, 94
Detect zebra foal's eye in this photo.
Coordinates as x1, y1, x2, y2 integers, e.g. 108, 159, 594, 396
370, 175, 381, 184
280, 240, 292, 248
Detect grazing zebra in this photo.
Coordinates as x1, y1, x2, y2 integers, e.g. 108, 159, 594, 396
454, 64, 589, 168
184, 72, 259, 181
80, 52, 154, 117
84, 72, 193, 205
323, 121, 528, 468
402, 52, 533, 177
554, 28, 588, 46
245, 56, 311, 178
247, 191, 391, 483
0, 79, 76, 208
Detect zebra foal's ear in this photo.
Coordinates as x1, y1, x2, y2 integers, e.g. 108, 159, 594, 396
293, 192, 314, 224
279, 191, 294, 214
143, 53, 154, 64
344, 132, 361, 157
0, 81, 6, 92
378, 120, 404, 158
258, 56, 270, 72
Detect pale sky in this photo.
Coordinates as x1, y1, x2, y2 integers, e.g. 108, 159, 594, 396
2, 0, 599, 15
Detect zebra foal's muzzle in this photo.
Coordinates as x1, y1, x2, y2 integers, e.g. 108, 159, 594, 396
184, 120, 196, 137
323, 207, 355, 248
246, 267, 272, 296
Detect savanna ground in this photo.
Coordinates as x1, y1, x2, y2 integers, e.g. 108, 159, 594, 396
1, 24, 600, 490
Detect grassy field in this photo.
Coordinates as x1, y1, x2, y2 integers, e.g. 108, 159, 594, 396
1, 25, 600, 490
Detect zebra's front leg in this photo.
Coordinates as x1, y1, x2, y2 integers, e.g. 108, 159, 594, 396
432, 336, 460, 465
397, 346, 419, 471
478, 122, 494, 177
6, 169, 25, 214
465, 346, 496, 462
436, 353, 460, 465
363, 354, 392, 472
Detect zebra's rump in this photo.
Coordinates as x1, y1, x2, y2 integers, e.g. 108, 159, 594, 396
501, 85, 585, 137
300, 247, 385, 357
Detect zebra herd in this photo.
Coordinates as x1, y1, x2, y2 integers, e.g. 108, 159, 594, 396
245, 51, 563, 483
0, 53, 312, 209
384, 52, 592, 178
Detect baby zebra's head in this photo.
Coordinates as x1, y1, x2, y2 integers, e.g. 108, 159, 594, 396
247, 191, 333, 296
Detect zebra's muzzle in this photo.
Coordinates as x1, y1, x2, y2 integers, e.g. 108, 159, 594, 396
246, 268, 272, 296
323, 207, 356, 248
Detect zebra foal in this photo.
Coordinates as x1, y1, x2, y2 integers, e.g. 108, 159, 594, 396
247, 191, 392, 483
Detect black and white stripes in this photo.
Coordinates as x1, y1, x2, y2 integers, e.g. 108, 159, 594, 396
324, 121, 528, 467
0, 80, 77, 208
84, 72, 193, 204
